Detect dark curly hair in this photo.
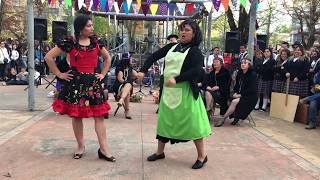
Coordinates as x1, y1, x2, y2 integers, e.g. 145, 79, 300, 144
178, 19, 202, 47
73, 14, 92, 40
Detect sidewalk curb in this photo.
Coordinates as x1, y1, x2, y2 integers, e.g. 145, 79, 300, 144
250, 117, 320, 178
0, 107, 53, 146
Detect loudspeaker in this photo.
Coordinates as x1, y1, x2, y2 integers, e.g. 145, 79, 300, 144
225, 31, 240, 54
52, 21, 68, 43
257, 34, 268, 51
34, 18, 48, 41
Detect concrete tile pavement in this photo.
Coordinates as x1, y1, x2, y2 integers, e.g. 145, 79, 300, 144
0, 94, 319, 179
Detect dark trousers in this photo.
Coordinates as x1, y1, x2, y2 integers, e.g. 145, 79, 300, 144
0, 63, 5, 79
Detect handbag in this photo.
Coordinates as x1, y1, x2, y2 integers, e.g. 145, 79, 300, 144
212, 74, 221, 99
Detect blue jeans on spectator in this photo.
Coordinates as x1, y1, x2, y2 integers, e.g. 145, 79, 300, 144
305, 94, 320, 126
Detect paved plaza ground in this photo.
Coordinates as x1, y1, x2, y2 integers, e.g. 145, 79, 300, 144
0, 83, 320, 179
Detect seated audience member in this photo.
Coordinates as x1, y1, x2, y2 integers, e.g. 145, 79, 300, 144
204, 57, 230, 119
215, 58, 257, 127
112, 52, 137, 119
300, 71, 320, 129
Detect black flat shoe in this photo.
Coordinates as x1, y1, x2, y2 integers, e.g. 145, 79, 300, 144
73, 147, 85, 159
147, 153, 165, 161
98, 148, 116, 162
231, 118, 240, 125
192, 156, 208, 169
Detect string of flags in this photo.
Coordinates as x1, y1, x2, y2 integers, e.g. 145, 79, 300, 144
46, 0, 258, 16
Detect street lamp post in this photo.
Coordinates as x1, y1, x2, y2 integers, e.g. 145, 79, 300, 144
247, 0, 258, 61
27, 0, 35, 111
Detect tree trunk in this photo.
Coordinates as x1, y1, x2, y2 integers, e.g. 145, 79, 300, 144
0, 0, 6, 34
238, 6, 250, 45
226, 6, 237, 31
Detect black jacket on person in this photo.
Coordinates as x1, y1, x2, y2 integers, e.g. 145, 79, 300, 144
284, 56, 310, 81
255, 58, 276, 81
140, 43, 204, 100
274, 59, 288, 81
233, 68, 258, 119
205, 67, 230, 98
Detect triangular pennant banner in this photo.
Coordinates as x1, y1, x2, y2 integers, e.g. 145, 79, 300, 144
117, 0, 123, 10
108, 0, 114, 11
41, 0, 45, 3
64, 0, 72, 8
137, 0, 141, 8
100, 0, 106, 11
114, 2, 120, 13
127, 0, 132, 10
231, 0, 237, 7
147, 0, 152, 5
176, 3, 186, 15
240, 0, 247, 7
78, 0, 84, 10
141, 3, 150, 16
104, 0, 108, 12
73, 0, 79, 10
159, 3, 168, 15
150, 4, 158, 16
132, 3, 140, 14
203, 1, 213, 12
123, 1, 130, 14
213, 0, 221, 11
186, 3, 194, 15
92, 0, 99, 11
85, 0, 90, 9
168, 3, 176, 15
221, 0, 229, 11
167, 0, 171, 2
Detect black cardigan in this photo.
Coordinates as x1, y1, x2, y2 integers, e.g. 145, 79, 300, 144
140, 43, 204, 100
284, 57, 310, 81
255, 58, 276, 81
204, 67, 230, 97
234, 68, 257, 97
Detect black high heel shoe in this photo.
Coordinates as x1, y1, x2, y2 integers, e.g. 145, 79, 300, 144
98, 148, 116, 162
192, 156, 208, 169
230, 118, 240, 125
73, 147, 85, 159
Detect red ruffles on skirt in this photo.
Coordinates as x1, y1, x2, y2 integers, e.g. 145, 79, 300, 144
52, 99, 111, 118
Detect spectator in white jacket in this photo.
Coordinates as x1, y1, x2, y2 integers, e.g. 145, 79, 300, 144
0, 41, 10, 80
10, 44, 19, 71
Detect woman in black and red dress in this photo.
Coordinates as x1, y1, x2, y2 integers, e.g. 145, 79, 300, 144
45, 15, 115, 162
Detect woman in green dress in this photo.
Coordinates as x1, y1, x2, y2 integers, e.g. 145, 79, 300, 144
137, 19, 211, 169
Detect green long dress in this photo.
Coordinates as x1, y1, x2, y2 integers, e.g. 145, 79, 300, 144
157, 44, 211, 140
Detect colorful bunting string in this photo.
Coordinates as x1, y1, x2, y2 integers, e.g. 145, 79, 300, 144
108, 0, 114, 11
64, 0, 72, 8
150, 4, 159, 16
141, 3, 150, 16
186, 3, 194, 15
176, 3, 186, 15
168, 3, 176, 15
159, 3, 168, 15
240, 0, 247, 7
213, 0, 221, 12
221, 0, 229, 12
203, 1, 213, 13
